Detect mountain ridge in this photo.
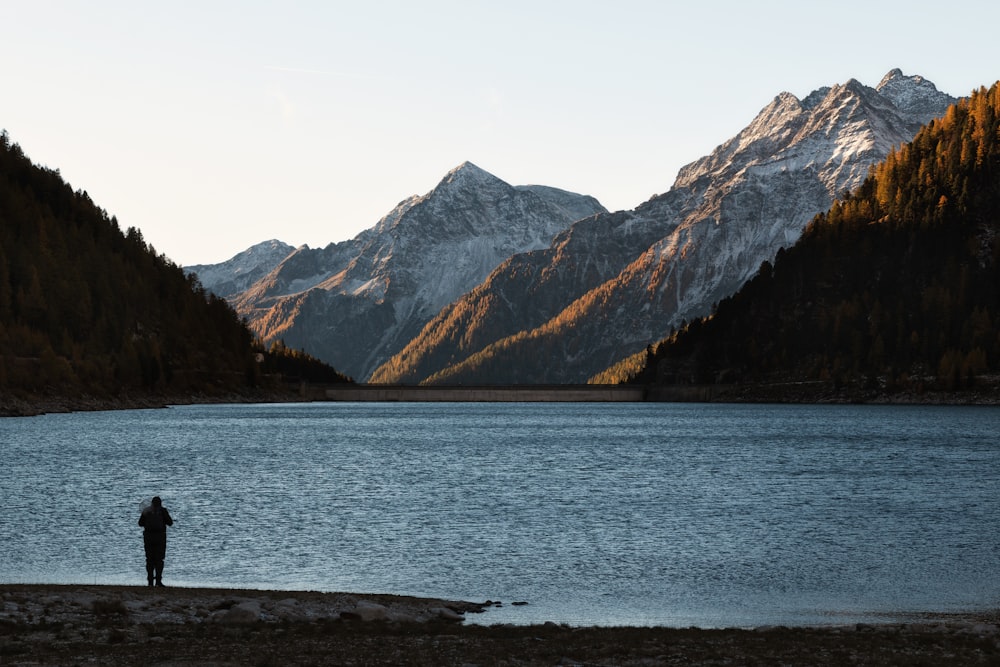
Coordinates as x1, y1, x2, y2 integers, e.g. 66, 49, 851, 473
375, 69, 956, 385
216, 163, 606, 380
186, 239, 296, 299
615, 81, 1000, 400
193, 70, 957, 386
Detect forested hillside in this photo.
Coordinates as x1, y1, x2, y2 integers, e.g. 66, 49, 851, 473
0, 132, 348, 412
609, 84, 1000, 400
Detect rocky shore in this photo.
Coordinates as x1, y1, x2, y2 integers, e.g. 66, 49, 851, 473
2, 585, 998, 665
0, 388, 307, 417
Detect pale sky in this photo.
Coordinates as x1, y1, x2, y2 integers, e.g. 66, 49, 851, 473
4, 1, 999, 266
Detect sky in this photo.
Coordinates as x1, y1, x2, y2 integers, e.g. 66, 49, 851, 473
3, 1, 1000, 266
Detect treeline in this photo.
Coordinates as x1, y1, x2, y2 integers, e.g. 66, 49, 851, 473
0, 131, 350, 401
261, 340, 352, 385
620, 83, 1000, 396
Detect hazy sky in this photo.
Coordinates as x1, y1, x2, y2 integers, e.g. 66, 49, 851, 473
4, 1, 999, 266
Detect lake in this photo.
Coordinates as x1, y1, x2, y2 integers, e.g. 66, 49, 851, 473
1, 401, 998, 627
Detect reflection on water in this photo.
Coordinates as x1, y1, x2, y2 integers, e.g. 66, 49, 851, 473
2, 402, 999, 627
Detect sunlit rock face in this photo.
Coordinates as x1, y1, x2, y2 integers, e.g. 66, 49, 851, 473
207, 162, 605, 380
373, 70, 956, 385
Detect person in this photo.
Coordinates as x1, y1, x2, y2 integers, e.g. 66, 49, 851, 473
138, 496, 174, 587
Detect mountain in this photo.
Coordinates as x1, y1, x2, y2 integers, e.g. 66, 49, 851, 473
371, 70, 957, 385
186, 239, 295, 299
613, 82, 1000, 400
0, 132, 349, 413
229, 162, 607, 380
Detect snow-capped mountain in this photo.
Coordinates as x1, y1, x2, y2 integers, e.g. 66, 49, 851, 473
186, 239, 295, 298
229, 162, 606, 380
372, 69, 957, 385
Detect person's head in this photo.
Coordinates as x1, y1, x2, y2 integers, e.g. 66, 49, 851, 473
152, 496, 162, 507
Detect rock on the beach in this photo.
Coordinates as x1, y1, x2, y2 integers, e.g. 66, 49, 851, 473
272, 598, 310, 622
432, 606, 465, 622
212, 600, 262, 625
348, 600, 390, 622
955, 622, 999, 636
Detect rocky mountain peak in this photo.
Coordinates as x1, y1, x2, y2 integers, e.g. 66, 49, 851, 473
221, 162, 605, 380
876, 68, 955, 121
186, 239, 296, 299
672, 70, 954, 193
877, 67, 908, 87
801, 86, 832, 110
444, 160, 490, 180
435, 161, 510, 194
368, 162, 507, 238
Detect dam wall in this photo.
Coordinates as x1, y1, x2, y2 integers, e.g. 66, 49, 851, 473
322, 385, 648, 402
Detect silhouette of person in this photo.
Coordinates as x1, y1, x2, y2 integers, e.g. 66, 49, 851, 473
138, 496, 174, 586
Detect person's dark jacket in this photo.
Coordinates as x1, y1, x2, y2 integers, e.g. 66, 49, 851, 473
139, 505, 173, 533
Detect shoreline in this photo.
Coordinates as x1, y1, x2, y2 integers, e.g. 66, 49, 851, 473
2, 584, 998, 665
0, 388, 309, 418
6, 381, 1000, 418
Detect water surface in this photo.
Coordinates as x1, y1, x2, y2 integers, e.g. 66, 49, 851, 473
2, 402, 998, 627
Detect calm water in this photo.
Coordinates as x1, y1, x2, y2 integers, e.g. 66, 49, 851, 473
1, 402, 998, 627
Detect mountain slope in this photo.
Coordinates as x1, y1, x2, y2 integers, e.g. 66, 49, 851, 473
617, 82, 1000, 398
376, 70, 956, 385
231, 162, 606, 380
186, 240, 295, 299
0, 132, 349, 408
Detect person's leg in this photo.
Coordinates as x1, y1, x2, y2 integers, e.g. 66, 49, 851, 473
143, 535, 155, 586
152, 537, 167, 586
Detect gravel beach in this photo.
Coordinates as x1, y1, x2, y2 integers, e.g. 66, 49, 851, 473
2, 585, 998, 665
